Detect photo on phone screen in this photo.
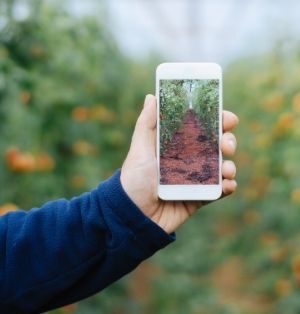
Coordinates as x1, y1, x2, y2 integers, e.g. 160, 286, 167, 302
159, 79, 219, 185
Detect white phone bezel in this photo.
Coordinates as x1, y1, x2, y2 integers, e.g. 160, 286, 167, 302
156, 63, 223, 201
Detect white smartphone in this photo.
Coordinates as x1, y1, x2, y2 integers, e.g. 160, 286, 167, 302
156, 63, 223, 201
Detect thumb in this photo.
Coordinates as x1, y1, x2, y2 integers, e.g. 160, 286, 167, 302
137, 94, 157, 130
130, 94, 157, 156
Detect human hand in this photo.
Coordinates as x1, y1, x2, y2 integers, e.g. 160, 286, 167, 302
121, 95, 238, 234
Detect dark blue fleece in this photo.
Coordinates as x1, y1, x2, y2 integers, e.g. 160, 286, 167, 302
0, 170, 175, 313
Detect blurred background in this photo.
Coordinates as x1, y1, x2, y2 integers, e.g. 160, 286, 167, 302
1, 0, 300, 313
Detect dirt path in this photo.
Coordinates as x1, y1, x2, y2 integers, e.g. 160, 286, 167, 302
160, 109, 219, 185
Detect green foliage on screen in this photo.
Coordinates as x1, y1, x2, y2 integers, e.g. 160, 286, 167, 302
159, 80, 187, 153
193, 79, 219, 140
159, 79, 219, 154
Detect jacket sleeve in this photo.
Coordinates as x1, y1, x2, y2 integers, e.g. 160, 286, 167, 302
0, 170, 175, 314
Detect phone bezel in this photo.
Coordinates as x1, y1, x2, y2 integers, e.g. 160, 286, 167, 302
156, 63, 223, 201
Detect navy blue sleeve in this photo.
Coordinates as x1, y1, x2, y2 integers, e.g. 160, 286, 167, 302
0, 170, 175, 314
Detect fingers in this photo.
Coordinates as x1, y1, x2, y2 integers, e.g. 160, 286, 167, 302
223, 110, 239, 132
221, 111, 238, 195
222, 160, 236, 180
222, 160, 237, 195
222, 179, 237, 195
221, 132, 237, 156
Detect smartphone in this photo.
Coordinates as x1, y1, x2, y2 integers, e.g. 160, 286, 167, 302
156, 63, 222, 201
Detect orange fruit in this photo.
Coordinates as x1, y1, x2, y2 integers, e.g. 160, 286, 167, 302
35, 153, 55, 171
291, 188, 300, 204
275, 279, 292, 297
20, 91, 32, 105
292, 92, 300, 113
72, 107, 89, 122
72, 140, 98, 156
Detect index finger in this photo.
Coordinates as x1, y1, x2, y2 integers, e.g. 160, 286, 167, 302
223, 110, 239, 132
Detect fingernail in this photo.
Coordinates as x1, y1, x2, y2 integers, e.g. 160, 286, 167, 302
227, 161, 236, 177
229, 138, 236, 151
232, 180, 237, 189
233, 114, 239, 125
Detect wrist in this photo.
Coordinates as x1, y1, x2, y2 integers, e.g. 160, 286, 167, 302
101, 169, 174, 237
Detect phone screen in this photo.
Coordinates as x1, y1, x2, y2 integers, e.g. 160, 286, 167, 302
159, 79, 220, 185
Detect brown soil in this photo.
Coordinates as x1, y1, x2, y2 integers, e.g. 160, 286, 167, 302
160, 109, 219, 184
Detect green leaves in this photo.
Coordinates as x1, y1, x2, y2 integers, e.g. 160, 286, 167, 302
0, 2, 151, 208
159, 80, 187, 153
193, 79, 219, 140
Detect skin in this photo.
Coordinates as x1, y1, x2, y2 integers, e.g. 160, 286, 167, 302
121, 94, 238, 234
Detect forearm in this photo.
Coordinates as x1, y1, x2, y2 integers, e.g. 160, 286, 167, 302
0, 171, 174, 313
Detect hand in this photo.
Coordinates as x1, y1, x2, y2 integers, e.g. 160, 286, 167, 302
121, 95, 238, 234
